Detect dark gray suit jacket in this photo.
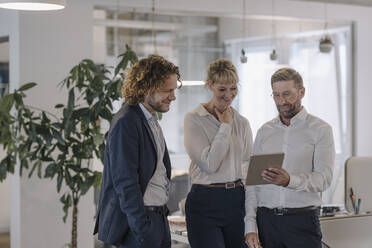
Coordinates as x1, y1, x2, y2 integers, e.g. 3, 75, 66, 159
93, 104, 171, 246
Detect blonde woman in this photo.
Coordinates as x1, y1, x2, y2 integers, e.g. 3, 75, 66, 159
184, 59, 258, 248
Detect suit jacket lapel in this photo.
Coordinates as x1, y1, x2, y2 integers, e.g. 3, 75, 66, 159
133, 105, 157, 157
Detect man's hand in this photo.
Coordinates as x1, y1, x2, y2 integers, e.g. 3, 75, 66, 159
245, 232, 262, 248
262, 167, 290, 187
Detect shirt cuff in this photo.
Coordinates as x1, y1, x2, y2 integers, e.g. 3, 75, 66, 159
287, 173, 301, 189
244, 220, 257, 234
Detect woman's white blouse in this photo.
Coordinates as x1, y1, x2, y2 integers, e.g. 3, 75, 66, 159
184, 104, 253, 184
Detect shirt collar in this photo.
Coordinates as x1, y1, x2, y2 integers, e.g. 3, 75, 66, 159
274, 107, 308, 125
195, 104, 212, 117
195, 103, 238, 118
139, 103, 158, 121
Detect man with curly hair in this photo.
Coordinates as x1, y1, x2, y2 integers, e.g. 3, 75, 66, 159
94, 55, 180, 248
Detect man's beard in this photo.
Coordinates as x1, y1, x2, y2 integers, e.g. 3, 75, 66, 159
148, 95, 169, 113
277, 99, 302, 119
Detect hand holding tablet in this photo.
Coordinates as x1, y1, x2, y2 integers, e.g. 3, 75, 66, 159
245, 153, 285, 186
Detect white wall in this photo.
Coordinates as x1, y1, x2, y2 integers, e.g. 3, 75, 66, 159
0, 0, 95, 247
0, 177, 10, 233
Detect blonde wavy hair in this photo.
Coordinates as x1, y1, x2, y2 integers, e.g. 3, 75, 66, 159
122, 55, 180, 105
205, 58, 238, 87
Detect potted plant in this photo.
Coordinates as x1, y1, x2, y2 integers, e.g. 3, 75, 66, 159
0, 45, 138, 248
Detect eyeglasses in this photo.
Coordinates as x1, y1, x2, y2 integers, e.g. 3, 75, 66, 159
271, 91, 295, 101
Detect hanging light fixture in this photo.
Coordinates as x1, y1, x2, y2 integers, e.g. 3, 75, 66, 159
0, 0, 66, 11
240, 0, 247, 64
319, 1, 333, 53
269, 0, 278, 61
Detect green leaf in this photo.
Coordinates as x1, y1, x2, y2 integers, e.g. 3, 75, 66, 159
65, 168, 73, 188
115, 57, 128, 77
99, 107, 112, 120
37, 161, 42, 178
57, 171, 63, 192
157, 112, 163, 120
60, 193, 72, 223
93, 172, 102, 188
80, 175, 95, 195
115, 80, 123, 97
45, 163, 58, 178
0, 164, 7, 182
52, 129, 65, 145
20, 159, 29, 176
0, 94, 15, 112
28, 160, 41, 178
18, 82, 37, 92
93, 133, 104, 146
55, 104, 64, 108
14, 92, 24, 106
67, 89, 75, 111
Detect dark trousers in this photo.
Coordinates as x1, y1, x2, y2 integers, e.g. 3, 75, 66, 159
257, 207, 322, 248
117, 209, 171, 248
185, 184, 247, 248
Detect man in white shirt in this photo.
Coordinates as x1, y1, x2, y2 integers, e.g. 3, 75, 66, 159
245, 67, 335, 248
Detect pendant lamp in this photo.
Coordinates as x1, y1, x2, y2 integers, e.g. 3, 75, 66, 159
0, 0, 66, 11
269, 0, 278, 61
319, 1, 333, 53
240, 0, 247, 64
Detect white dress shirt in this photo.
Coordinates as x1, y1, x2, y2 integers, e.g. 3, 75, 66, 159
245, 107, 335, 233
139, 104, 170, 206
184, 104, 253, 184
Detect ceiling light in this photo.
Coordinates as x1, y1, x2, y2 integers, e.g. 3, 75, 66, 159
0, 0, 66, 11
270, 49, 278, 61
319, 36, 333, 53
240, 0, 247, 64
319, 1, 333, 53
182, 81, 205, 86
240, 49, 247, 63
270, 0, 278, 61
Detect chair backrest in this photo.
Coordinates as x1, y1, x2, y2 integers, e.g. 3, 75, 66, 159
345, 156, 372, 213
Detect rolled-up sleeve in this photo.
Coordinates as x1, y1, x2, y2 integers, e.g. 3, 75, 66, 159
245, 185, 258, 234
287, 125, 335, 192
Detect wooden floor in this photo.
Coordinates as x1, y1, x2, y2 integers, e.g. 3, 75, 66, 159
0, 233, 10, 248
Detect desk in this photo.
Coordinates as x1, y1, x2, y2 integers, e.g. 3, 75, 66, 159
168, 216, 188, 245
320, 213, 372, 248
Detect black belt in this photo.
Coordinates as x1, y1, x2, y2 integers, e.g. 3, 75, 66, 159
197, 179, 244, 189
258, 206, 319, 216
144, 205, 169, 216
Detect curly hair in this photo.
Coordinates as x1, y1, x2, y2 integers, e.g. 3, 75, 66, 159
122, 55, 180, 105
205, 58, 238, 87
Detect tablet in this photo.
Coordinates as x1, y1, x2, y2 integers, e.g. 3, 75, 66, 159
245, 153, 285, 186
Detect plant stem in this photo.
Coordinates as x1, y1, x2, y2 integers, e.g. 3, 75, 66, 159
71, 201, 78, 248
